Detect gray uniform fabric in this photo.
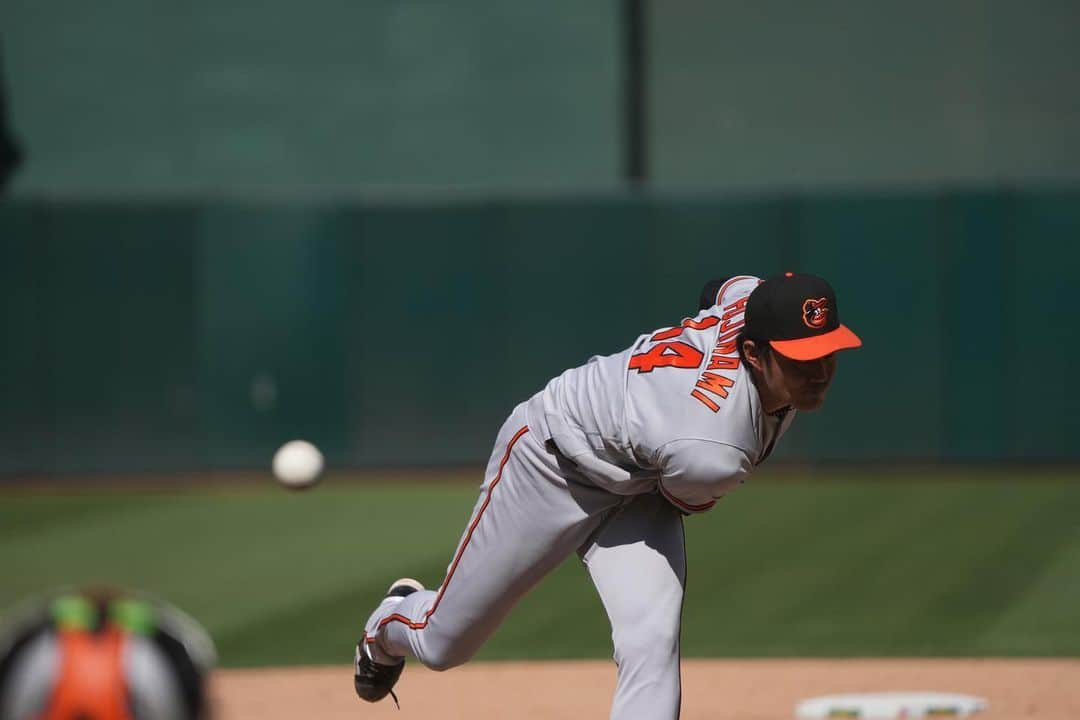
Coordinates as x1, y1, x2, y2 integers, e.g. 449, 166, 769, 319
364, 274, 794, 720
526, 275, 794, 511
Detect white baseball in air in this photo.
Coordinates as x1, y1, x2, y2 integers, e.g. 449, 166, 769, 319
272, 440, 324, 489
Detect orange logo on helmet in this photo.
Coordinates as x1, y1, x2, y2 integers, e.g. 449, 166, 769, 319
802, 297, 829, 329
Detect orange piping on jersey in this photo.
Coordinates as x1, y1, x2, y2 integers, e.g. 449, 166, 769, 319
371, 426, 530, 636
44, 627, 132, 720
690, 389, 721, 413
658, 480, 716, 513
713, 275, 759, 308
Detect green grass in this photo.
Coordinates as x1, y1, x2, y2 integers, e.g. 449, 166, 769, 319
2, 470, 1078, 666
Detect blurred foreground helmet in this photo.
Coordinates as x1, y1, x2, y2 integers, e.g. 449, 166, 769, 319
0, 589, 215, 720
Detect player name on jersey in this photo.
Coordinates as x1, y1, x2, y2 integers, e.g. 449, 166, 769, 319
690, 296, 748, 413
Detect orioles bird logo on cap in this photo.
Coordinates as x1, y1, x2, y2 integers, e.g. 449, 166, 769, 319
802, 297, 829, 329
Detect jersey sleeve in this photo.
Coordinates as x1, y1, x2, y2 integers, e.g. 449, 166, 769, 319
653, 439, 754, 514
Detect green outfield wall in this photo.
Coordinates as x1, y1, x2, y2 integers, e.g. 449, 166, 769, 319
1, 189, 1077, 474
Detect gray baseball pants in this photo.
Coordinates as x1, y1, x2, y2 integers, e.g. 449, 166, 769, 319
364, 401, 687, 719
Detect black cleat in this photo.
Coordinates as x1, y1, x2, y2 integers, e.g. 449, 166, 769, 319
354, 579, 425, 706
354, 644, 405, 705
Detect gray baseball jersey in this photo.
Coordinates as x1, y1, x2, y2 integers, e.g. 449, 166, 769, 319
362, 273, 796, 720
526, 274, 796, 512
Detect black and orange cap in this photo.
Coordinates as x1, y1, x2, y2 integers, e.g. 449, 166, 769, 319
744, 272, 862, 360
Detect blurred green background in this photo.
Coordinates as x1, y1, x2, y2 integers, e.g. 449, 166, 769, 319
2, 193, 1078, 472
5, 1, 1080, 192
2, 1, 1078, 666
3, 470, 1078, 666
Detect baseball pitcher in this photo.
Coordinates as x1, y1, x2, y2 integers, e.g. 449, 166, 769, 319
354, 272, 862, 719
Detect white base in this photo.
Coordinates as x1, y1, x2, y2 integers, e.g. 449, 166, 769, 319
796, 691, 988, 719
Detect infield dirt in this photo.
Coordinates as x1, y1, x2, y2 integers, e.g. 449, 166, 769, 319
214, 658, 1078, 719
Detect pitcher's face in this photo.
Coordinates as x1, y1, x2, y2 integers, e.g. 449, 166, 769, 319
767, 351, 838, 411
745, 337, 839, 412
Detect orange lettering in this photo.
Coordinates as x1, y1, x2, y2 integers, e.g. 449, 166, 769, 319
651, 315, 721, 342
695, 372, 735, 400
719, 318, 744, 334
707, 354, 739, 371
630, 342, 704, 373
650, 326, 683, 342
691, 389, 721, 413
721, 303, 747, 323
723, 297, 748, 313
683, 316, 720, 330
716, 339, 738, 355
